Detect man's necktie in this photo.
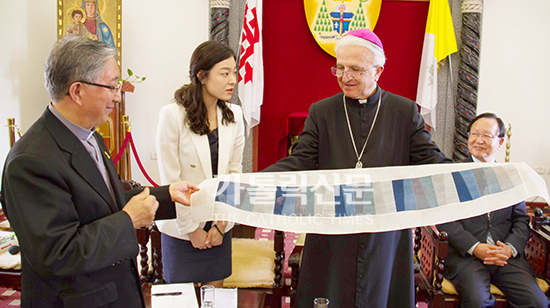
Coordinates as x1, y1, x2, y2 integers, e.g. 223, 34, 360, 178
486, 212, 495, 245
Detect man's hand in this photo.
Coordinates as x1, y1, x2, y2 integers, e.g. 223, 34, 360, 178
473, 243, 499, 261
473, 242, 512, 266
169, 181, 200, 206
122, 187, 159, 229
484, 241, 512, 266
188, 228, 212, 250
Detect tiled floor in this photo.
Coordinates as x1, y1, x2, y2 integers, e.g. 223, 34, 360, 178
3, 285, 430, 308
0, 288, 19, 307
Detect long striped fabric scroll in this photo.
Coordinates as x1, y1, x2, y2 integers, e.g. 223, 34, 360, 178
189, 162, 548, 234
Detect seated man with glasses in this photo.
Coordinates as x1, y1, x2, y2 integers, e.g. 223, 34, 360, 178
437, 113, 548, 307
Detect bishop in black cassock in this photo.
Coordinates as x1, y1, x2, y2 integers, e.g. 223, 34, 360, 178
264, 29, 450, 307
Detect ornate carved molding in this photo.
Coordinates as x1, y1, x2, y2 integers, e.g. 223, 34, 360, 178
453, 0, 483, 160
462, 0, 483, 14
210, 0, 231, 45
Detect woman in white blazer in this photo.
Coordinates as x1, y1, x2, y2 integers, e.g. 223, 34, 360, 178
155, 40, 244, 287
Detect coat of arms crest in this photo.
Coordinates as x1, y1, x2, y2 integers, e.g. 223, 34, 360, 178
304, 0, 382, 57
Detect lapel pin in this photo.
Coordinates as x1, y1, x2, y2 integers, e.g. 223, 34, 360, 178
104, 151, 111, 159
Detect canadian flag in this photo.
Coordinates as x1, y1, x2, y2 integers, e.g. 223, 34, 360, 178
238, 0, 263, 132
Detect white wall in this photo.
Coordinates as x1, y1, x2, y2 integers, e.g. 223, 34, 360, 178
121, 1, 208, 185
0, 0, 208, 186
0, 0, 55, 168
478, 0, 550, 196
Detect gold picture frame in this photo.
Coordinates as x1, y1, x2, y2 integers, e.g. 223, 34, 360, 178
57, 0, 122, 67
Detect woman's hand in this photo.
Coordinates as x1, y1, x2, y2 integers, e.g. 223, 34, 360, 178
205, 222, 227, 246
188, 228, 212, 250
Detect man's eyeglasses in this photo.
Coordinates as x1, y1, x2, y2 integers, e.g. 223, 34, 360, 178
76, 80, 123, 92
468, 131, 501, 141
331, 66, 377, 79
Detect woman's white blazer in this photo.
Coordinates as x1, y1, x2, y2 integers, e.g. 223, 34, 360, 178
155, 102, 245, 240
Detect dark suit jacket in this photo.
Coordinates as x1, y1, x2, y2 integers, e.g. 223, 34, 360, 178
0, 108, 176, 308
436, 156, 532, 279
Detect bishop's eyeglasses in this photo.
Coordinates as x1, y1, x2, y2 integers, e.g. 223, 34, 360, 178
331, 65, 377, 79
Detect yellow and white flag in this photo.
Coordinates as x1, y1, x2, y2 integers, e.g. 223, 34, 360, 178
416, 0, 457, 130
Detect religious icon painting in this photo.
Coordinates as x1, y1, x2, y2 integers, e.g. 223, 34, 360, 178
57, 0, 122, 66
304, 0, 382, 57
57, 0, 122, 153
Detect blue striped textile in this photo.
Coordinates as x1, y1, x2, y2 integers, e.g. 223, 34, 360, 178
214, 166, 522, 217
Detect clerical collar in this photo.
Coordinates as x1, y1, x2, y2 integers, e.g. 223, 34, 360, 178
48, 104, 96, 142
356, 86, 381, 104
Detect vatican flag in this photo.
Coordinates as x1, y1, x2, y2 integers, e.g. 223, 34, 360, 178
416, 0, 457, 130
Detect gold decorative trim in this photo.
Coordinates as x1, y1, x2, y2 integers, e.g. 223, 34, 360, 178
505, 124, 512, 163
210, 0, 230, 8
462, 0, 483, 14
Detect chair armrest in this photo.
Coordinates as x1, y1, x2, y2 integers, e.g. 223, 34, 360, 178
288, 233, 305, 271
288, 246, 303, 269
288, 234, 305, 307
419, 227, 448, 289
415, 226, 449, 308
150, 223, 165, 284
527, 210, 550, 281
273, 230, 285, 290
136, 226, 151, 286
121, 179, 143, 191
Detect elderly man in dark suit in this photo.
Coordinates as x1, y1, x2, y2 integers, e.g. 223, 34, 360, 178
437, 113, 548, 307
0, 36, 198, 308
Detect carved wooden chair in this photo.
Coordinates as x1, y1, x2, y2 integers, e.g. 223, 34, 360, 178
414, 208, 550, 308
134, 222, 164, 286
225, 225, 285, 308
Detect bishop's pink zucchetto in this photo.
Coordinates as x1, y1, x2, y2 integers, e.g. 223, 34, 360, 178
344, 29, 384, 51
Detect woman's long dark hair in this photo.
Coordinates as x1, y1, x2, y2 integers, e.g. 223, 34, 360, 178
174, 40, 236, 135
